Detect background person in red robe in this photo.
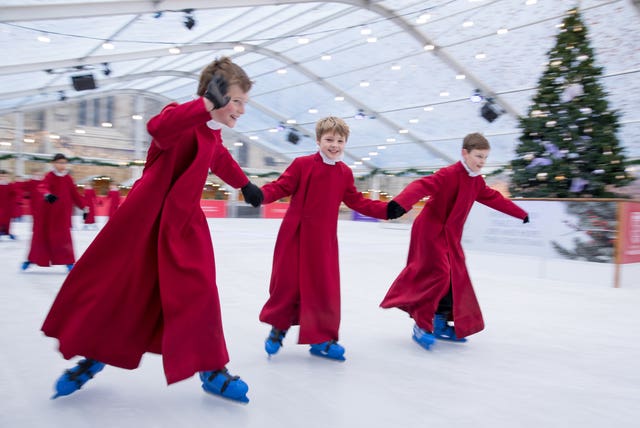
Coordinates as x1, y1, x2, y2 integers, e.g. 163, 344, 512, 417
22, 154, 87, 271
41, 57, 262, 404
82, 184, 97, 229
106, 183, 121, 219
259, 116, 390, 361
0, 169, 17, 240
382, 133, 529, 350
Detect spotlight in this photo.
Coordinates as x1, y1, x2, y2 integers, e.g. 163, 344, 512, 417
470, 89, 483, 103
183, 9, 196, 30
480, 100, 502, 123
287, 130, 300, 145
102, 63, 112, 76
354, 109, 366, 120
58, 91, 67, 101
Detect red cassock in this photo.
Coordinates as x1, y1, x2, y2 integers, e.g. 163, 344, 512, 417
42, 99, 250, 384
0, 182, 17, 236
107, 189, 121, 218
27, 172, 85, 266
259, 153, 387, 344
380, 162, 528, 338
83, 187, 97, 224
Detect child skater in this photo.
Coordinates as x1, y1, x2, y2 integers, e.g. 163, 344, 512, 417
259, 116, 393, 361
383, 132, 529, 350
82, 184, 97, 230
41, 57, 263, 403
0, 169, 17, 240
21, 154, 88, 271
106, 183, 121, 219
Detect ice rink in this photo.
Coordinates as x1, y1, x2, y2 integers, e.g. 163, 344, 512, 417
1, 217, 639, 428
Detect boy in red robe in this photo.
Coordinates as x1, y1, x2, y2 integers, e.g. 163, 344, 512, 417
41, 57, 263, 403
259, 116, 391, 361
382, 133, 529, 350
22, 154, 87, 271
0, 169, 17, 240
82, 184, 97, 229
106, 183, 121, 219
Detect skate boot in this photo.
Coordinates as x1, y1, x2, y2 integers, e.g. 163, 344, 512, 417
199, 368, 249, 403
52, 358, 106, 398
309, 340, 346, 361
21, 261, 31, 271
433, 313, 467, 342
66, 264, 74, 272
412, 324, 435, 350
265, 328, 287, 356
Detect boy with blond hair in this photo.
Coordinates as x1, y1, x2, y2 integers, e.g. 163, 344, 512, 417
260, 116, 392, 361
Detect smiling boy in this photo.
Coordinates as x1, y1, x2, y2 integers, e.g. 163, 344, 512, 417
383, 132, 529, 349
259, 116, 391, 361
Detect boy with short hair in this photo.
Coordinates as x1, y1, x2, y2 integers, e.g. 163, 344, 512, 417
384, 132, 529, 349
259, 116, 392, 361
22, 154, 88, 271
41, 57, 262, 403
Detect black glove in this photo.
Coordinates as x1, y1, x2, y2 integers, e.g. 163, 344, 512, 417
387, 200, 406, 220
523, 215, 530, 224
44, 194, 58, 204
83, 212, 88, 221
204, 73, 230, 110
241, 182, 263, 208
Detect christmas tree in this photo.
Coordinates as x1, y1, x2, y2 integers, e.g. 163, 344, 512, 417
509, 8, 632, 198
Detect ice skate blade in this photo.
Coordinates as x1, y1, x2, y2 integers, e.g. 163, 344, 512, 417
309, 349, 346, 362
201, 386, 250, 404
435, 335, 467, 343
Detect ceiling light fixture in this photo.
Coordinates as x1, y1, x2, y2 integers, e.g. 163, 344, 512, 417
183, 9, 196, 30
470, 89, 483, 103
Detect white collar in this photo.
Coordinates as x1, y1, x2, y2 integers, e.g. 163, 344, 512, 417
207, 120, 222, 130
53, 169, 69, 177
318, 150, 343, 165
461, 158, 481, 177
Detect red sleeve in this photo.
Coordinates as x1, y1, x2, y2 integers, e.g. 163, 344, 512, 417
393, 172, 444, 212
209, 137, 249, 190
68, 177, 86, 209
341, 165, 387, 219
476, 184, 528, 220
261, 158, 301, 204
146, 98, 212, 150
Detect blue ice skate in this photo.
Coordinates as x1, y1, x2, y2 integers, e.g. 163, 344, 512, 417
52, 358, 106, 399
200, 368, 249, 404
309, 340, 346, 361
66, 264, 74, 272
412, 324, 435, 350
433, 314, 467, 342
21, 261, 31, 271
265, 328, 287, 356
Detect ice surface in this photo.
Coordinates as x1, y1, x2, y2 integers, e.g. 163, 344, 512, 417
1, 218, 639, 428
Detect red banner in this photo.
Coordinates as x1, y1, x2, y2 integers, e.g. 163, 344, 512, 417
263, 202, 289, 219
618, 202, 640, 264
200, 199, 227, 218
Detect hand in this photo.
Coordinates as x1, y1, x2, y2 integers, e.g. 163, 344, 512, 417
523, 215, 530, 224
44, 194, 58, 204
241, 182, 263, 207
387, 200, 406, 220
83, 212, 88, 221
204, 74, 230, 110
